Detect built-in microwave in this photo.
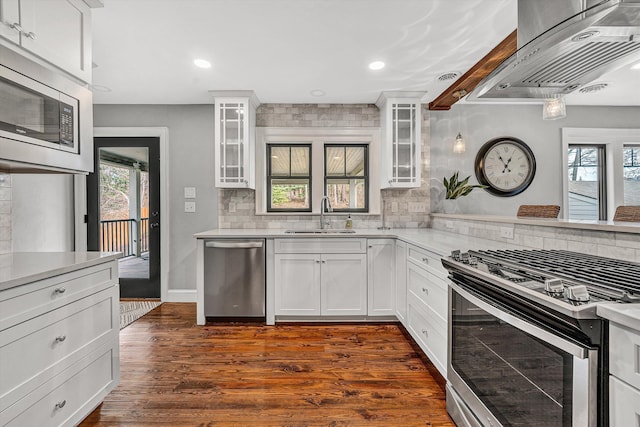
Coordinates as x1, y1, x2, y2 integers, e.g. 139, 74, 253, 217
0, 64, 79, 153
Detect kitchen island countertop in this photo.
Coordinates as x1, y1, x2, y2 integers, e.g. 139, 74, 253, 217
0, 251, 122, 292
598, 303, 640, 331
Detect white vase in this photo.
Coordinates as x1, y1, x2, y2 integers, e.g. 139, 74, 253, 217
442, 199, 458, 214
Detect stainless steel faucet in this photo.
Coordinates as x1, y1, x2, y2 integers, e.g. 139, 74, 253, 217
320, 196, 333, 229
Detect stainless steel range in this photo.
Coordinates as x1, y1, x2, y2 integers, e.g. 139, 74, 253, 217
442, 249, 640, 427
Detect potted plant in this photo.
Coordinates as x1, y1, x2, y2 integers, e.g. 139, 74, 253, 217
442, 172, 486, 213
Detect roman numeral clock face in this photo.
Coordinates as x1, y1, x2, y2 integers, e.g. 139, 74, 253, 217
474, 137, 536, 197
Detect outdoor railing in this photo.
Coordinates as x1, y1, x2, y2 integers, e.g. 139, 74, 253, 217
100, 218, 149, 257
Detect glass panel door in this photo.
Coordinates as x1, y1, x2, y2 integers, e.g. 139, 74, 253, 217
219, 102, 245, 183
392, 103, 416, 183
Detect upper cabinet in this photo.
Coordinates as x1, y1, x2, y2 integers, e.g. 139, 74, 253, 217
0, 0, 92, 83
212, 91, 260, 189
376, 92, 425, 189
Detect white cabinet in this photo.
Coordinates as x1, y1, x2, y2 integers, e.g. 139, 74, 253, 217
0, 259, 119, 426
0, 0, 92, 82
274, 238, 367, 317
367, 239, 395, 316
376, 91, 425, 189
405, 243, 448, 377
395, 239, 407, 325
609, 323, 640, 426
212, 91, 260, 189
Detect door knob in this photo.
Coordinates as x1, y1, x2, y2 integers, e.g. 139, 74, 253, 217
152, 211, 159, 216
150, 222, 160, 228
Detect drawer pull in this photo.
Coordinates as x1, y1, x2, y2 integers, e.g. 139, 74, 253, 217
55, 400, 66, 410
54, 287, 67, 294
55, 335, 67, 343
422, 329, 429, 337
421, 287, 428, 294
422, 257, 429, 264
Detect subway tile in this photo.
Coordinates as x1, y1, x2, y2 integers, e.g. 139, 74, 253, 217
566, 240, 598, 255
614, 232, 640, 249
543, 238, 568, 250
596, 244, 635, 262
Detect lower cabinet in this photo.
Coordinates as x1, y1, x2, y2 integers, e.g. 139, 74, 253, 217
0, 259, 120, 427
274, 249, 367, 316
367, 239, 395, 316
395, 240, 407, 325
609, 322, 640, 426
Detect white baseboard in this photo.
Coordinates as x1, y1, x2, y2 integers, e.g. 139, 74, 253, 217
166, 289, 196, 302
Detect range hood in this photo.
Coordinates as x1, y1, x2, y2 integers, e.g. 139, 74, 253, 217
469, 0, 640, 100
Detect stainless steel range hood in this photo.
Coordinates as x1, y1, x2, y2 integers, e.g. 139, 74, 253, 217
469, 0, 640, 100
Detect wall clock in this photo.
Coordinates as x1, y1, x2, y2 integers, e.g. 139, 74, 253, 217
474, 137, 536, 197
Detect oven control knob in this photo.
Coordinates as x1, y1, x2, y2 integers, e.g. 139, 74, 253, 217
460, 252, 471, 264
565, 285, 590, 302
544, 279, 564, 295
450, 250, 461, 261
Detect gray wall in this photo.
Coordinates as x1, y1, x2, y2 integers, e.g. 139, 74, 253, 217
430, 104, 640, 215
93, 104, 217, 292
12, 174, 75, 251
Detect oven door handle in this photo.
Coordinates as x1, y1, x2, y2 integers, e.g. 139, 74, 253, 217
450, 281, 589, 359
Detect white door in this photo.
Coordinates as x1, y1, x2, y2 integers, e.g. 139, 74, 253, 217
274, 254, 321, 315
321, 253, 367, 316
367, 239, 396, 316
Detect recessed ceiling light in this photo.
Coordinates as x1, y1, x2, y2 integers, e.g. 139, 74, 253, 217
368, 61, 385, 71
631, 62, 640, 70
193, 59, 212, 69
579, 83, 609, 94
436, 72, 460, 82
310, 89, 325, 97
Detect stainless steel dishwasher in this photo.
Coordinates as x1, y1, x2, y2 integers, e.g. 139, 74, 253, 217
203, 239, 265, 321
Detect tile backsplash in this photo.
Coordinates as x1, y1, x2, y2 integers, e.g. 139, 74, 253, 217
218, 103, 431, 229
0, 172, 11, 254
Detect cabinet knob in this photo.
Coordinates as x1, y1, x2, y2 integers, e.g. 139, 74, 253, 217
9, 22, 23, 33
422, 257, 429, 263
321, 260, 326, 264
54, 287, 66, 294
24, 31, 36, 40
315, 260, 320, 264
55, 400, 67, 410
421, 329, 428, 337
421, 287, 428, 294
55, 335, 67, 343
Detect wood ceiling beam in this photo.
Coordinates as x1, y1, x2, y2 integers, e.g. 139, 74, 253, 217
428, 29, 517, 111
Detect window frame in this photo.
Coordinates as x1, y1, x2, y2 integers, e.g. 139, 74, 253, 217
566, 144, 607, 220
323, 144, 369, 213
266, 143, 312, 213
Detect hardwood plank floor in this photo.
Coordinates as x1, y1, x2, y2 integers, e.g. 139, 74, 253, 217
81, 303, 454, 427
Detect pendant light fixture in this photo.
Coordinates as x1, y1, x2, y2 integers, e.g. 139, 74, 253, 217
542, 96, 566, 120
452, 90, 467, 154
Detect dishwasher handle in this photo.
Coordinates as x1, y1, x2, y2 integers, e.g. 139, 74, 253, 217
205, 240, 263, 249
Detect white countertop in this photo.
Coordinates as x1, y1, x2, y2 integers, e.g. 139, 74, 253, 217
597, 303, 640, 331
431, 213, 640, 234
193, 228, 524, 256
0, 252, 122, 292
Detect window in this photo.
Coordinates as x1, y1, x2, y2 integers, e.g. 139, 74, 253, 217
567, 145, 606, 220
267, 144, 311, 212
623, 146, 640, 205
324, 144, 368, 212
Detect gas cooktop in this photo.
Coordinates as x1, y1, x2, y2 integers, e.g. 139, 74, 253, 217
443, 249, 640, 319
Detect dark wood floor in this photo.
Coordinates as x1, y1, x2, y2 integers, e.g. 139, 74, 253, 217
81, 303, 454, 427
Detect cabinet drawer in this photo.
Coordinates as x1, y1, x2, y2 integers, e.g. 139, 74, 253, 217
275, 238, 367, 254
610, 323, 640, 390
407, 262, 447, 322
609, 376, 640, 427
407, 298, 447, 377
0, 287, 116, 408
1, 347, 116, 427
0, 263, 116, 331
407, 244, 447, 280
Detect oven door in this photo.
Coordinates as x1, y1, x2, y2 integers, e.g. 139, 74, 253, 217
447, 280, 598, 427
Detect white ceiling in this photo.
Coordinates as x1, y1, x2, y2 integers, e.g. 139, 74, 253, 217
91, 0, 640, 106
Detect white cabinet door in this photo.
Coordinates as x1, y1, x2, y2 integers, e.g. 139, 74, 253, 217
0, 0, 20, 43
367, 239, 395, 316
274, 254, 321, 316
395, 240, 407, 324
321, 253, 367, 316
8, 0, 92, 82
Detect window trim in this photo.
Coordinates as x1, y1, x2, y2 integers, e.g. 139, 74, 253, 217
324, 144, 369, 213
266, 143, 312, 212
255, 127, 381, 216
562, 128, 640, 220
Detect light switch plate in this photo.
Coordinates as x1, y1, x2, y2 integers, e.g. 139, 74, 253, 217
184, 201, 196, 213
184, 187, 196, 199
500, 226, 514, 239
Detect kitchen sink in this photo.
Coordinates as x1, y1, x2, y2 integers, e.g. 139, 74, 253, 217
284, 229, 356, 234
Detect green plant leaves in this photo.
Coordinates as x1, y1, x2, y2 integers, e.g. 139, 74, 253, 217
443, 172, 486, 199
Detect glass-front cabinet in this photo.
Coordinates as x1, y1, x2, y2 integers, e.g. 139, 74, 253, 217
376, 92, 425, 189
212, 91, 260, 189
